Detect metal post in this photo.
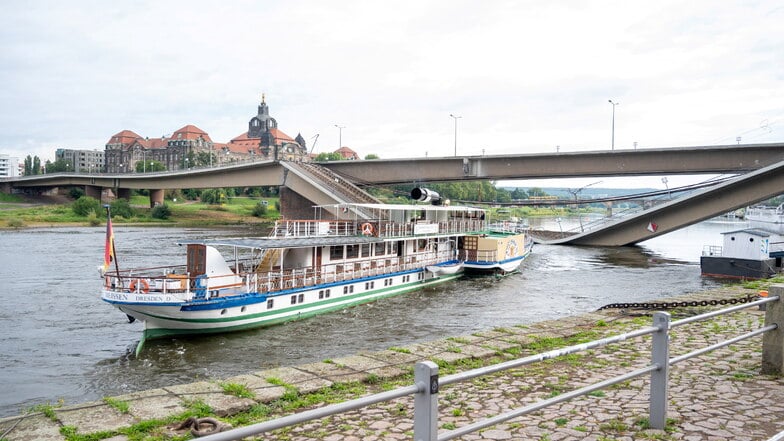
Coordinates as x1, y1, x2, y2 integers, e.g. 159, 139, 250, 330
762, 285, 784, 374
414, 361, 439, 441
649, 311, 670, 429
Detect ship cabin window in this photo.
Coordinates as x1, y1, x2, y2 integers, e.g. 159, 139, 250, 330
330, 245, 344, 260
388, 242, 398, 255
267, 299, 274, 309
319, 290, 324, 299
375, 242, 386, 256
417, 239, 427, 251
319, 289, 332, 299
325, 289, 330, 298
343, 285, 354, 295
418, 273, 424, 280
291, 295, 297, 305
365, 281, 375, 290
346, 245, 359, 259
298, 294, 304, 303
749, 238, 755, 242
361, 244, 371, 257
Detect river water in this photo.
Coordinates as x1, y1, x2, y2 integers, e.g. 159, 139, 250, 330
0, 217, 746, 417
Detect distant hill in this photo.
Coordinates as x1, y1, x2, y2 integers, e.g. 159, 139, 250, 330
500, 187, 659, 199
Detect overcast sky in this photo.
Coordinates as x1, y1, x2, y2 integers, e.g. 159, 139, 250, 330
1, 1, 782, 189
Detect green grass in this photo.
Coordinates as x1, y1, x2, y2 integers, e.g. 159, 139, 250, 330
220, 382, 255, 399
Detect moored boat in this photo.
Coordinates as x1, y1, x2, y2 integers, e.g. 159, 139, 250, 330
700, 228, 784, 279
745, 204, 784, 224
100, 189, 532, 353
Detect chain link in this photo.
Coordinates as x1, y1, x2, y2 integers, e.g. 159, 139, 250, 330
598, 294, 758, 311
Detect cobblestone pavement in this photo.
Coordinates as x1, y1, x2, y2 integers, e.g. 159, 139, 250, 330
2, 286, 783, 440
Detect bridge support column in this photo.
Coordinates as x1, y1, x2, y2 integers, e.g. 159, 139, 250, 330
149, 189, 164, 207
116, 188, 131, 201
279, 187, 318, 219
84, 185, 102, 201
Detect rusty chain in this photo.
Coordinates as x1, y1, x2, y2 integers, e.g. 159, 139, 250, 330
597, 294, 759, 311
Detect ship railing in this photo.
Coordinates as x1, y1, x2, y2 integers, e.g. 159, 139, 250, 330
459, 249, 499, 262
246, 252, 457, 293
702, 245, 723, 256
272, 219, 359, 237
103, 265, 191, 294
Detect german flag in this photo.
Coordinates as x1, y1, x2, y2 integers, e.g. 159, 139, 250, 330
103, 212, 115, 273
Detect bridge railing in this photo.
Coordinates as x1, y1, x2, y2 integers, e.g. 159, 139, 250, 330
197, 287, 784, 441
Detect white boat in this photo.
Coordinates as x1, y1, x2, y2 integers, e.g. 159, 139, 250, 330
100, 189, 532, 353
700, 228, 784, 279
745, 204, 784, 224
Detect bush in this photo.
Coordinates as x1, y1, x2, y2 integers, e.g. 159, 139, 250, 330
110, 198, 135, 219
68, 187, 85, 199
274, 200, 281, 213
72, 196, 102, 217
87, 211, 101, 226
7, 218, 24, 228
252, 202, 268, 217
151, 203, 171, 220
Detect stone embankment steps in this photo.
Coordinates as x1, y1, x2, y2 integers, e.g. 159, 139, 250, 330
2, 285, 783, 440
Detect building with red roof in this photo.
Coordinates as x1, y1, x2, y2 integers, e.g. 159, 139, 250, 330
103, 96, 309, 173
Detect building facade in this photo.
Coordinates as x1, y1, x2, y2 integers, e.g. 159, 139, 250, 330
0, 154, 20, 177
55, 148, 105, 173
104, 96, 309, 173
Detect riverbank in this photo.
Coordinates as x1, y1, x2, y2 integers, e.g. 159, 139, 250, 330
2, 283, 782, 441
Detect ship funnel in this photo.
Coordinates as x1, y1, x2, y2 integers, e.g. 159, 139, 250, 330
411, 187, 442, 205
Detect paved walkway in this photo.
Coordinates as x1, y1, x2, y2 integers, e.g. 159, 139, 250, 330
2, 285, 783, 440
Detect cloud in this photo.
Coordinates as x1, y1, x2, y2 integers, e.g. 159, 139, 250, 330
0, 0, 782, 171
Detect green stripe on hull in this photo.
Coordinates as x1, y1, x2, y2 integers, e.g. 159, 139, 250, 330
141, 273, 461, 341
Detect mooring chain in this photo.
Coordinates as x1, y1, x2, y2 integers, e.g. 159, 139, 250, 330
598, 294, 758, 311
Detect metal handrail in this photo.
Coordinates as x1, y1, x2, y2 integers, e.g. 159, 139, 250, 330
198, 294, 782, 441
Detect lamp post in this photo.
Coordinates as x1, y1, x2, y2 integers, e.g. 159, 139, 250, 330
334, 124, 345, 149
608, 100, 619, 150
450, 114, 462, 156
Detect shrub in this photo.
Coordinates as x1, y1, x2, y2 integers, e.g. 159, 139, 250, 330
7, 218, 25, 228
87, 211, 101, 226
252, 202, 268, 217
151, 203, 171, 220
68, 187, 85, 199
72, 196, 102, 217
110, 198, 135, 219
274, 200, 281, 212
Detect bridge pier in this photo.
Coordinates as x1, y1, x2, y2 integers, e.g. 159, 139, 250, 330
279, 187, 319, 219
149, 189, 164, 207
84, 185, 103, 201
116, 188, 132, 201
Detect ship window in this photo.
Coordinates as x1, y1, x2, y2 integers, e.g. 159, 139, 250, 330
375, 242, 385, 256
343, 286, 349, 294
291, 295, 297, 304
361, 244, 371, 257
298, 294, 304, 303
750, 238, 755, 242
346, 245, 359, 259
730, 237, 735, 241
330, 246, 344, 259
241, 306, 247, 312
319, 290, 324, 299
220, 309, 227, 315
325, 289, 331, 298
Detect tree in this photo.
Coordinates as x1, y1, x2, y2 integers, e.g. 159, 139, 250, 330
196, 151, 216, 167
72, 196, 102, 217
135, 160, 166, 173
364, 154, 380, 160
32, 156, 41, 175
45, 159, 69, 173
110, 198, 135, 219
314, 152, 343, 161
24, 155, 32, 175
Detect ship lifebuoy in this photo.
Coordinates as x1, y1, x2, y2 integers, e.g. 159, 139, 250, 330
361, 223, 375, 236
129, 278, 150, 293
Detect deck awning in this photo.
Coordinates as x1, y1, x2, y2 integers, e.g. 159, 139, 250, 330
179, 235, 383, 250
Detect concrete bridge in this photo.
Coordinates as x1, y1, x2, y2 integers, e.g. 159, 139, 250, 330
3, 142, 784, 245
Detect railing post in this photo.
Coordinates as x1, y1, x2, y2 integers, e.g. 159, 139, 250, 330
649, 311, 671, 430
414, 361, 439, 441
762, 285, 784, 375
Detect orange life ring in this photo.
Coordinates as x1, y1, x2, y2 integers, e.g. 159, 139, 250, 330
129, 278, 150, 293
361, 223, 375, 236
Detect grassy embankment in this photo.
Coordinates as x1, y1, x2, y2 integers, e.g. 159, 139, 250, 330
0, 194, 279, 228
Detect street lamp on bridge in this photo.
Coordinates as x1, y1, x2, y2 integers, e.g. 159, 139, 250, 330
334, 124, 345, 149
450, 113, 462, 156
608, 100, 619, 150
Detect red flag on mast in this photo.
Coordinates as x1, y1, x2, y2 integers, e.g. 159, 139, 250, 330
103, 213, 115, 273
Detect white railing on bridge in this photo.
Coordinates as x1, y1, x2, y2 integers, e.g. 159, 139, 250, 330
196, 287, 784, 441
